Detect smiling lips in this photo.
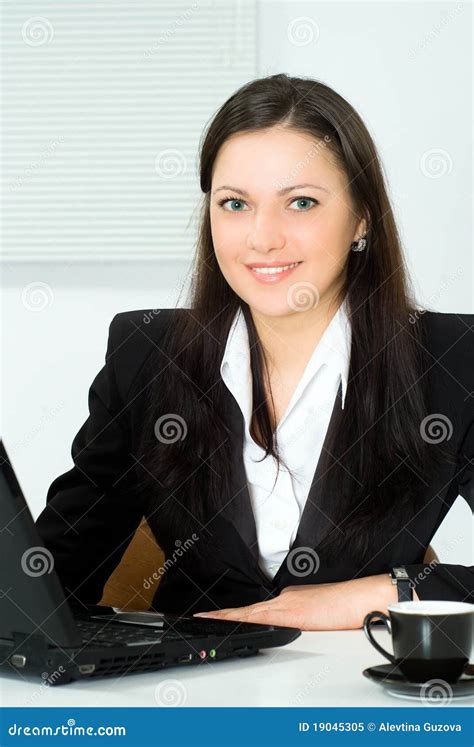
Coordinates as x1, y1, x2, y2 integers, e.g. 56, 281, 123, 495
246, 261, 303, 284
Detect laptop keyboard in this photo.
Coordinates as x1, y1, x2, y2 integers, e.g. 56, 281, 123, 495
75, 619, 164, 647
75, 616, 261, 648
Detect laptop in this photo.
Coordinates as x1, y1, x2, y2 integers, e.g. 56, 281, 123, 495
0, 439, 301, 686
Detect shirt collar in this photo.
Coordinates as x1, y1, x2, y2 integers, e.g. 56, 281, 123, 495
220, 297, 352, 416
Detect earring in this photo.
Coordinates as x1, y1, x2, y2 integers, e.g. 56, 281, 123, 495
350, 234, 367, 252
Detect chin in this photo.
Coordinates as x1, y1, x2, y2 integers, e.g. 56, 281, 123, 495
247, 299, 297, 318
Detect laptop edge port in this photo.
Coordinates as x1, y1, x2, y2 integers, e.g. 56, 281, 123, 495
78, 663, 96, 674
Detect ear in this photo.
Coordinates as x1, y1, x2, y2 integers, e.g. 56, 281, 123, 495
353, 215, 368, 242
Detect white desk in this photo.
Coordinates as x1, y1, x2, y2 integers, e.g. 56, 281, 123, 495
0, 629, 472, 708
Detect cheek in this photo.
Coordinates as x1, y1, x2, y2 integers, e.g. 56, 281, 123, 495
212, 222, 243, 268
299, 216, 350, 269
212, 240, 241, 290
213, 242, 239, 275
303, 221, 336, 253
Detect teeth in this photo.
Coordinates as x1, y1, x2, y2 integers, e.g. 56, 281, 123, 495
251, 262, 299, 275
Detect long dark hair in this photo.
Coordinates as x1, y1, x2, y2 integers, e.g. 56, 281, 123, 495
134, 73, 456, 565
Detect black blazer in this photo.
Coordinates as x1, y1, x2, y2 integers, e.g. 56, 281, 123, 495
35, 308, 474, 616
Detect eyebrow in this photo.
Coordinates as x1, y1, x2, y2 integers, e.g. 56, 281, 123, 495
212, 183, 330, 197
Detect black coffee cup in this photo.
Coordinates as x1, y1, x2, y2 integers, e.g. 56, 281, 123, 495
363, 600, 473, 683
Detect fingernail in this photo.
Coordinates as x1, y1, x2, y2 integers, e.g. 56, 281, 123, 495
193, 612, 211, 617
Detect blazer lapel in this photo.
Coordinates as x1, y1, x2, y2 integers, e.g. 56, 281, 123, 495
271, 380, 343, 586
219, 386, 260, 563
219, 379, 344, 587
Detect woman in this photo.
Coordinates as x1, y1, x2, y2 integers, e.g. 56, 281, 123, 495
36, 73, 473, 631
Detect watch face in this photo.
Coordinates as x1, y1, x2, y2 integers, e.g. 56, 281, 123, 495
393, 567, 409, 579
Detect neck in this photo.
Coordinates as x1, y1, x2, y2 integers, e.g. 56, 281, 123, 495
250, 290, 345, 375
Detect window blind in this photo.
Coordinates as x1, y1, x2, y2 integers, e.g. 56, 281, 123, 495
2, 0, 257, 262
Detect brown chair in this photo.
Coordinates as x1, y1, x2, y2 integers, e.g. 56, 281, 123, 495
99, 517, 440, 610
99, 517, 165, 610
423, 544, 439, 566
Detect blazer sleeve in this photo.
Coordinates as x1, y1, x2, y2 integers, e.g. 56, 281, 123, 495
35, 313, 147, 607
404, 417, 474, 603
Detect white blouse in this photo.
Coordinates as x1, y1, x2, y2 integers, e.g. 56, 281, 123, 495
219, 297, 352, 580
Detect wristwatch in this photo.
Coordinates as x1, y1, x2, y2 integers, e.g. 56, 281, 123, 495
390, 566, 413, 602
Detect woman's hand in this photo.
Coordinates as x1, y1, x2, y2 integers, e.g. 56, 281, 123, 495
193, 573, 419, 631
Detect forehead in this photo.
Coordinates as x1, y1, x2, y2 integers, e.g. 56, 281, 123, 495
211, 127, 347, 193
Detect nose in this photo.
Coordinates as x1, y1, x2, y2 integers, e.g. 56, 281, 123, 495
247, 210, 286, 255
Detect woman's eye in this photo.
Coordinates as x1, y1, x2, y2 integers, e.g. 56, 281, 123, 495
289, 197, 317, 211
218, 198, 247, 211
217, 196, 318, 212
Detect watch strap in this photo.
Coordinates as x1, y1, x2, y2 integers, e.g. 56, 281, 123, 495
390, 566, 413, 602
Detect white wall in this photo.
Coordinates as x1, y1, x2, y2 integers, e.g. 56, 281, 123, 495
2, 0, 472, 565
